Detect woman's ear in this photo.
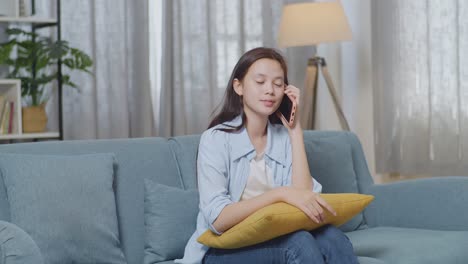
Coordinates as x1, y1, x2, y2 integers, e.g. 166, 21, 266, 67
233, 78, 243, 96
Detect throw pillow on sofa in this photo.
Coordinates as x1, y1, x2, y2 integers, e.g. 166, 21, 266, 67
303, 134, 362, 231
197, 193, 374, 249
0, 153, 126, 264
0, 220, 44, 264
144, 180, 199, 264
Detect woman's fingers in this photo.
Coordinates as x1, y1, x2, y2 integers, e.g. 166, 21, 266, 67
287, 187, 335, 224
285, 85, 299, 93
285, 85, 300, 106
309, 200, 325, 223
317, 196, 337, 216
285, 87, 298, 98
304, 199, 324, 224
301, 204, 320, 224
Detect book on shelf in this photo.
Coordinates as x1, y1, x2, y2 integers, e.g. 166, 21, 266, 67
0, 101, 10, 134
0, 95, 5, 120
8, 101, 14, 134
0, 100, 14, 135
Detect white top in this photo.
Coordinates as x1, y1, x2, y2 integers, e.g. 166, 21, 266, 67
240, 152, 273, 201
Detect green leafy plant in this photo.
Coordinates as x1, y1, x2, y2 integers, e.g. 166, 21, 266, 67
0, 28, 93, 106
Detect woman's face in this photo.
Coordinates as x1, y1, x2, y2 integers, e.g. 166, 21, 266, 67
234, 58, 285, 118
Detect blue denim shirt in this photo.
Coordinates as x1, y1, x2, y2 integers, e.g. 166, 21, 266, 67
175, 116, 322, 264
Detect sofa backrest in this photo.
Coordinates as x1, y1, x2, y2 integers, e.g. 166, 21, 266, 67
0, 131, 374, 264
303, 131, 374, 194
0, 137, 188, 264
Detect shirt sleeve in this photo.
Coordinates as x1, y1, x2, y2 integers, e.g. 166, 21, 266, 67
284, 135, 323, 193
197, 129, 233, 235
286, 163, 323, 193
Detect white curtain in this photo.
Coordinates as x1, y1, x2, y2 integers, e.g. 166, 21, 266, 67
317, 0, 375, 177
36, 0, 155, 140
155, 0, 316, 137
373, 0, 468, 176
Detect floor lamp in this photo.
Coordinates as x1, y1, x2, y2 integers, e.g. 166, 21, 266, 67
278, 1, 352, 131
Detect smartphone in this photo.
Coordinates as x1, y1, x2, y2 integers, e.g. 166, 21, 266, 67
277, 94, 297, 127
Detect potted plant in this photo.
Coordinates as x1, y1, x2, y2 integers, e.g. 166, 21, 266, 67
0, 28, 93, 133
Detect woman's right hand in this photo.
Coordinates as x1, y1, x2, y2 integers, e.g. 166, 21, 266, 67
280, 186, 337, 224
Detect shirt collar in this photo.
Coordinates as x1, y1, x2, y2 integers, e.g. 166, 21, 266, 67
226, 115, 287, 166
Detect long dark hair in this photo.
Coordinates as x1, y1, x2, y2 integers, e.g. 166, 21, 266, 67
208, 47, 289, 132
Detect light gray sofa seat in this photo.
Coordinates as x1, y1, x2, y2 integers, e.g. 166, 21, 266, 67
0, 131, 467, 264
349, 227, 468, 264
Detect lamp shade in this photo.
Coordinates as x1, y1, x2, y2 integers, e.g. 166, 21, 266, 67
278, 1, 352, 47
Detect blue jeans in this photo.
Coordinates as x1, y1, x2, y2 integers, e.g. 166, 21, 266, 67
203, 225, 358, 264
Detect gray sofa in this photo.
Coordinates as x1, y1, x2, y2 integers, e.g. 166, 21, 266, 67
1, 131, 468, 264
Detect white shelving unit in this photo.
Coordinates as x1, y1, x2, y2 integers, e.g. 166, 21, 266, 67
0, 79, 60, 140
0, 16, 57, 24
0, 0, 62, 142
0, 132, 60, 140
0, 79, 21, 136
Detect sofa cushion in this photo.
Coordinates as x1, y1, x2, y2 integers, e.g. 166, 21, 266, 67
304, 135, 361, 232
0, 153, 126, 264
168, 135, 201, 190
144, 180, 199, 263
347, 227, 468, 264
198, 193, 374, 249
0, 220, 44, 264
356, 256, 385, 264
0, 137, 183, 264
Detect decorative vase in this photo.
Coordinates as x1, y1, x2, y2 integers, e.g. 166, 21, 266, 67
22, 104, 48, 133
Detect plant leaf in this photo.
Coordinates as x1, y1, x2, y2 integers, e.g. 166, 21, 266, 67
0, 27, 94, 99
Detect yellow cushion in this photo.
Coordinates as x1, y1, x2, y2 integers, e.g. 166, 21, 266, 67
197, 193, 374, 249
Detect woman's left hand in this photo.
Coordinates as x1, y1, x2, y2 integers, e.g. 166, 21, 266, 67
278, 85, 302, 131
284, 85, 300, 107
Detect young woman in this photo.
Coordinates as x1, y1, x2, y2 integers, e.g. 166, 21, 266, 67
175, 47, 358, 264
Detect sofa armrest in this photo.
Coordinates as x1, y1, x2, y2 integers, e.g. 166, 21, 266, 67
363, 176, 468, 231
0, 221, 43, 264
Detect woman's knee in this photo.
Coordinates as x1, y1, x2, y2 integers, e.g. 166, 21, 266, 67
203, 231, 325, 264
284, 230, 316, 245
279, 230, 325, 263
314, 225, 353, 249
312, 225, 358, 263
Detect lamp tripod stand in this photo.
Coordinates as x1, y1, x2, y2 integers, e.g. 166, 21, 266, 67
301, 56, 350, 131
